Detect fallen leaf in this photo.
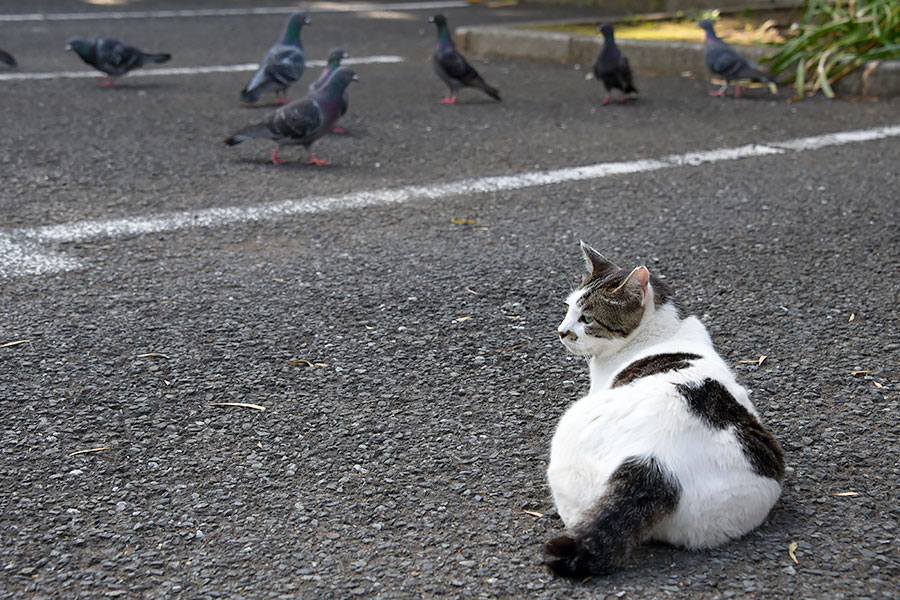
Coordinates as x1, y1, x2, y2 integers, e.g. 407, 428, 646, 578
272, 277, 285, 282
164, 380, 171, 386
464, 287, 479, 295
873, 381, 883, 389
287, 359, 313, 367
737, 355, 767, 365
313, 363, 328, 367
832, 491, 859, 497
454, 316, 472, 323
450, 217, 476, 225
0, 339, 31, 349
136, 353, 169, 359
851, 370, 873, 376
207, 402, 266, 411
848, 313, 855, 322
364, 325, 374, 330
522, 509, 543, 518
503, 315, 521, 320
256, 442, 263, 449
788, 542, 798, 564
472, 226, 489, 231
68, 447, 110, 457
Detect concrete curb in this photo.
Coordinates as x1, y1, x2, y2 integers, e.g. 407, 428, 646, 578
456, 25, 900, 97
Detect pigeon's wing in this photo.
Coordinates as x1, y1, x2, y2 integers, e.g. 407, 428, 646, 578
244, 45, 304, 95
705, 41, 748, 78
619, 56, 637, 92
96, 38, 143, 74
263, 46, 306, 86
436, 48, 472, 81
244, 46, 281, 93
270, 95, 324, 142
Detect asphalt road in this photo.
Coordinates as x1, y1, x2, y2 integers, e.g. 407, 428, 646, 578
1, 1, 898, 599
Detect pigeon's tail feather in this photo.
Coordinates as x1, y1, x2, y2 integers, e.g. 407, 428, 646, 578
240, 86, 261, 104
225, 122, 270, 146
624, 82, 638, 94
475, 79, 501, 101
144, 52, 171, 64
0, 49, 16, 68
738, 65, 776, 83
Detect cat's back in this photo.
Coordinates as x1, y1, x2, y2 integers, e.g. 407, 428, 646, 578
550, 319, 783, 540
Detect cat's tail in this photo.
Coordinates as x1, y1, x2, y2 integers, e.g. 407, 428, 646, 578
544, 456, 681, 578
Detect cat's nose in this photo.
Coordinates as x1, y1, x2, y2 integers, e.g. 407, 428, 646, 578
558, 329, 576, 341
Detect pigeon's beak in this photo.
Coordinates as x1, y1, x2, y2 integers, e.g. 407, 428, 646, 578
342, 52, 349, 59
64, 43, 72, 51
304, 17, 311, 25
428, 16, 435, 23
352, 74, 360, 83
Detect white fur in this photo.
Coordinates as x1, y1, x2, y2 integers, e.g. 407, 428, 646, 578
549, 286, 781, 549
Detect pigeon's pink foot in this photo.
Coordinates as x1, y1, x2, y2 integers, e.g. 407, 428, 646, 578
602, 96, 610, 105
332, 125, 347, 134
710, 89, 727, 97
275, 91, 290, 105
734, 85, 742, 98
620, 96, 627, 104
98, 76, 115, 88
308, 155, 329, 166
438, 96, 457, 105
270, 149, 285, 165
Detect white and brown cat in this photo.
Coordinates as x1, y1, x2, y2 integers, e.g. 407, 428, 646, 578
545, 242, 785, 577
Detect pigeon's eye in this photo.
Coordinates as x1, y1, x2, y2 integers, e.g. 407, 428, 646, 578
580, 315, 595, 324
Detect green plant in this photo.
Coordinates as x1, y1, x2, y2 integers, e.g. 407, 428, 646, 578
763, 0, 900, 98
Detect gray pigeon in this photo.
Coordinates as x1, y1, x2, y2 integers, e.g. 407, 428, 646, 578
226, 67, 358, 165
310, 48, 349, 133
594, 23, 637, 104
241, 12, 309, 104
429, 14, 500, 104
65, 37, 171, 86
0, 49, 16, 68
309, 48, 348, 92
698, 19, 776, 98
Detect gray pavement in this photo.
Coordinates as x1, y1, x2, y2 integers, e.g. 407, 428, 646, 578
1, 1, 898, 599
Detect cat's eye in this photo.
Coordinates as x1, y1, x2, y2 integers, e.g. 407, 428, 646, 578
580, 315, 595, 324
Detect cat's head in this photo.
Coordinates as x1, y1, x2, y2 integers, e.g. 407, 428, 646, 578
557, 241, 672, 356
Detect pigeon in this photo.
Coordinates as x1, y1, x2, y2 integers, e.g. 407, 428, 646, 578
65, 37, 171, 86
310, 48, 349, 133
0, 49, 16, 68
309, 48, 348, 92
594, 23, 637, 105
429, 14, 500, 104
225, 66, 358, 166
698, 19, 776, 98
241, 12, 309, 105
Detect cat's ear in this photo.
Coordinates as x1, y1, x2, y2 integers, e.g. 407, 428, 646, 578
620, 266, 650, 304
580, 241, 619, 280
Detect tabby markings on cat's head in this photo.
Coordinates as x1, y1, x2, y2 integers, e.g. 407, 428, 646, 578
557, 241, 667, 356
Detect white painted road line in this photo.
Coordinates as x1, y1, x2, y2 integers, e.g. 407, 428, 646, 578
0, 56, 406, 83
2, 124, 899, 278
0, 2, 469, 22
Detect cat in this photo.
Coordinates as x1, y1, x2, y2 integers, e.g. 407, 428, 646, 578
544, 241, 785, 578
